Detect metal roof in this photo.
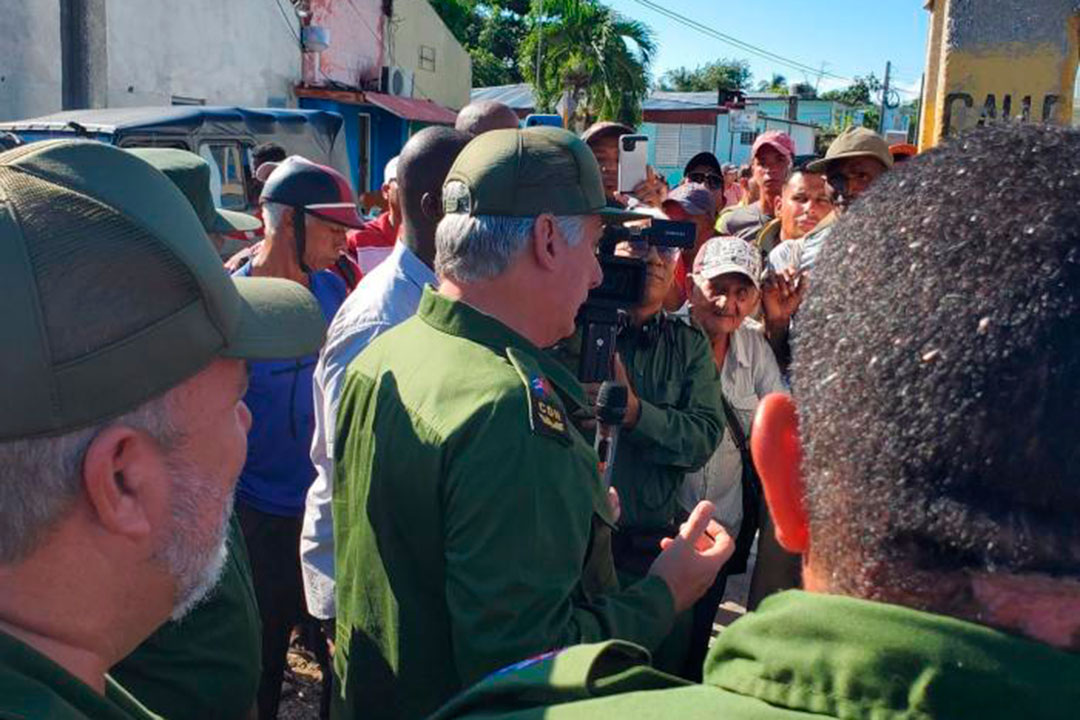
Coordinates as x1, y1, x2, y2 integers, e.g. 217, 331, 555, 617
363, 93, 458, 125
470, 84, 537, 110
0, 106, 343, 136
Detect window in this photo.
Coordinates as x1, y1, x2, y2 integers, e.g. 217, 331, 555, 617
170, 95, 206, 106
740, 131, 758, 146
199, 142, 247, 210
655, 123, 716, 168
419, 45, 436, 72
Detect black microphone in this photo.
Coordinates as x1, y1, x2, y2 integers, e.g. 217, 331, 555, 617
595, 382, 627, 491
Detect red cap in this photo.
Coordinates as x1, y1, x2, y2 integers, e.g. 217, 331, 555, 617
752, 131, 795, 162
260, 156, 364, 229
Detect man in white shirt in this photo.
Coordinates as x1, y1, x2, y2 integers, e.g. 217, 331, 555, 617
678, 236, 786, 678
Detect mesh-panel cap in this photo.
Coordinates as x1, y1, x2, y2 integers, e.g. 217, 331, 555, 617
127, 147, 261, 234
442, 127, 644, 222
0, 140, 328, 440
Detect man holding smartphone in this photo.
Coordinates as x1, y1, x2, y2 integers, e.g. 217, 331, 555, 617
583, 121, 667, 208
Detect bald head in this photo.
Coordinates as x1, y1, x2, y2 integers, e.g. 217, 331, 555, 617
397, 126, 472, 267
455, 100, 520, 136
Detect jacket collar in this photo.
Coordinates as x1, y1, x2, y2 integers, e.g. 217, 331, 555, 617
707, 590, 1080, 718
417, 286, 587, 409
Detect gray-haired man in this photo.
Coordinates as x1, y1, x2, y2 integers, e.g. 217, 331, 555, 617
329, 127, 734, 719
0, 140, 326, 719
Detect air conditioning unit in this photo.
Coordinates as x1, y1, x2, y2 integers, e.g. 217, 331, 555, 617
380, 66, 414, 97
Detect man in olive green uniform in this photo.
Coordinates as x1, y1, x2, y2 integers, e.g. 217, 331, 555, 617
426, 125, 1080, 719
331, 127, 733, 720
108, 148, 262, 720
0, 141, 326, 719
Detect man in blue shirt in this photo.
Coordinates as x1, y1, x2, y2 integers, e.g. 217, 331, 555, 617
232, 156, 363, 720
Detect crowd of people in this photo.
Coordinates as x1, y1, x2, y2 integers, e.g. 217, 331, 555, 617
0, 97, 1077, 720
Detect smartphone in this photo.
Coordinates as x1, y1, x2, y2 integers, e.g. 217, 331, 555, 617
617, 134, 649, 193
524, 114, 562, 128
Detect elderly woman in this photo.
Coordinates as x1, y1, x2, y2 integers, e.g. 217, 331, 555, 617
677, 236, 788, 678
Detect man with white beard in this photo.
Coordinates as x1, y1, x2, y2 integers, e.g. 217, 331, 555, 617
0, 140, 326, 719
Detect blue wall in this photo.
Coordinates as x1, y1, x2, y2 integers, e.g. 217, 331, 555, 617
298, 97, 408, 193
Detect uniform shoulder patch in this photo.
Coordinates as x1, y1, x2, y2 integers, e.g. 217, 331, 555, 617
506, 347, 572, 444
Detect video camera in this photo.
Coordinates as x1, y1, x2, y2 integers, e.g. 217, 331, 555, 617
577, 217, 696, 382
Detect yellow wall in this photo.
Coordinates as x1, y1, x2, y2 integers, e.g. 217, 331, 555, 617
385, 0, 472, 110
920, 0, 1079, 149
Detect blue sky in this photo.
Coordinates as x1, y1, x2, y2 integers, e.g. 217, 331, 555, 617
604, 0, 930, 99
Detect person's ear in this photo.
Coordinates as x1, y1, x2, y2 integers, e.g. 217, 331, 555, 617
751, 393, 809, 553
419, 191, 442, 222
531, 213, 559, 272
81, 426, 165, 542
773, 194, 783, 216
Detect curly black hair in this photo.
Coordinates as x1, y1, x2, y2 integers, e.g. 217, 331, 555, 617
792, 123, 1080, 608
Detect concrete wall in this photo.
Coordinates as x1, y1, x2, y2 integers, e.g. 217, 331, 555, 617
920, 0, 1080, 148
106, 0, 298, 108
385, 0, 472, 109
1, 0, 300, 121
0, 1, 63, 121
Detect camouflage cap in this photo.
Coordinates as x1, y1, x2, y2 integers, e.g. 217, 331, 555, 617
0, 140, 327, 439
442, 127, 644, 222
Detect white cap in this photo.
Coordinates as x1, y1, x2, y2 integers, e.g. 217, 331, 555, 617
384, 156, 399, 184
692, 236, 762, 289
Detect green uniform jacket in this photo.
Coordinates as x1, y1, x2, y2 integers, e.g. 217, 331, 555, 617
331, 288, 676, 720
111, 514, 262, 720
431, 590, 1080, 719
0, 630, 159, 720
555, 316, 724, 532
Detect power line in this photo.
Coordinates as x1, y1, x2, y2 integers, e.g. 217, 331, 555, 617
272, 0, 301, 45
625, 0, 861, 85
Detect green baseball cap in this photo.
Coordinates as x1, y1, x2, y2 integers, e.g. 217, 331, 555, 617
442, 127, 644, 222
806, 126, 894, 173
0, 140, 327, 440
127, 147, 262, 234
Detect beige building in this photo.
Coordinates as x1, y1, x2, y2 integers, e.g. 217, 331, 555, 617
384, 0, 472, 110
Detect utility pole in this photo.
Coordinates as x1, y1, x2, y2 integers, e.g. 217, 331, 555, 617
60, 0, 108, 110
878, 60, 892, 134
535, 0, 545, 91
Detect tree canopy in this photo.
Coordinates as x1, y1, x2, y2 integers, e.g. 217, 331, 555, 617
429, 0, 531, 87
519, 0, 655, 127
657, 59, 752, 93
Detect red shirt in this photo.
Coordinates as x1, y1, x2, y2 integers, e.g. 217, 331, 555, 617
347, 212, 398, 276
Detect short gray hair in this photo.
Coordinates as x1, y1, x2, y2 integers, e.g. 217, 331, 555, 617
261, 201, 290, 234
0, 394, 180, 565
435, 214, 589, 283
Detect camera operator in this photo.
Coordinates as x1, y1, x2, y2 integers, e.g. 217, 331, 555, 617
330, 127, 733, 720
558, 213, 726, 676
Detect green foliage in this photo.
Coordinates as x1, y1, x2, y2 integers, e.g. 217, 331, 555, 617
820, 74, 882, 107
657, 58, 752, 93
429, 0, 531, 87
520, 0, 655, 127
756, 73, 788, 94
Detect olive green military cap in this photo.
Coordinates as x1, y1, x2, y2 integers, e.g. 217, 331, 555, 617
442, 127, 643, 221
806, 125, 894, 173
127, 147, 262, 234
0, 140, 327, 440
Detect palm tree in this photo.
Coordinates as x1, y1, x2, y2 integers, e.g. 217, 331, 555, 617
757, 73, 789, 94
521, 0, 656, 128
